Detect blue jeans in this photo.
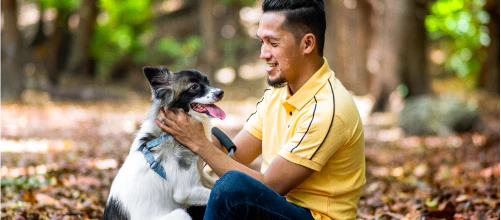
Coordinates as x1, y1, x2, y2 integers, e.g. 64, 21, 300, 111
188, 171, 315, 220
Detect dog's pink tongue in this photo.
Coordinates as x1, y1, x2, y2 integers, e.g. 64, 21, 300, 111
203, 104, 226, 120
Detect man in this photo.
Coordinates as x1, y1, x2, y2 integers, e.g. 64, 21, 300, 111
156, 0, 366, 219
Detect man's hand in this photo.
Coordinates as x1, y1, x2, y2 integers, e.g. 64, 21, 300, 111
155, 108, 210, 153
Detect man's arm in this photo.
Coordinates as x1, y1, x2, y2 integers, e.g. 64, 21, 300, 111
229, 129, 262, 166
157, 109, 314, 196
209, 127, 261, 166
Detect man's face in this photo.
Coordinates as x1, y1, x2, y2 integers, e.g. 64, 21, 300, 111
257, 12, 302, 88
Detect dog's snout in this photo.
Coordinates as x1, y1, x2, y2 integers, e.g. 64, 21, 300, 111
215, 90, 224, 100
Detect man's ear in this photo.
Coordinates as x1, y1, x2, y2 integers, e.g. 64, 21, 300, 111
143, 66, 175, 106
302, 33, 316, 55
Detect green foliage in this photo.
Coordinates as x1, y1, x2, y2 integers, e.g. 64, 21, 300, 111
1, 175, 49, 192
425, 0, 491, 79
91, 0, 153, 78
217, 0, 257, 6
39, 0, 81, 11
155, 36, 203, 70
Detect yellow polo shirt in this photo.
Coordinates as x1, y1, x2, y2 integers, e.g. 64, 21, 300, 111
244, 59, 366, 220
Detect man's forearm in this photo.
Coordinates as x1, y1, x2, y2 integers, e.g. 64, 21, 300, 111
195, 139, 265, 183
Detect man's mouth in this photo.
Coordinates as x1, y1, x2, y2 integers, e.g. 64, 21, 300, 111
190, 103, 226, 120
266, 62, 278, 72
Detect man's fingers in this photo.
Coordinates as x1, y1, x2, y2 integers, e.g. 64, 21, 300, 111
159, 108, 169, 121
176, 109, 188, 121
165, 109, 178, 120
155, 119, 173, 133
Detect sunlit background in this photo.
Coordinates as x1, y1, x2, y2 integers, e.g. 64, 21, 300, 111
1, 0, 499, 219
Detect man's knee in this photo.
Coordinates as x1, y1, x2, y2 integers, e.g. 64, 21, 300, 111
211, 171, 258, 199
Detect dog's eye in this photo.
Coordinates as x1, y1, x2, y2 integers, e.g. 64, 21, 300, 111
190, 84, 200, 91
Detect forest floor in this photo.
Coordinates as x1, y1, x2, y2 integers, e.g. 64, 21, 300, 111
1, 90, 499, 220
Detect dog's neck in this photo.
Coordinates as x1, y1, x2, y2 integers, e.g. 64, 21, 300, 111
144, 100, 213, 142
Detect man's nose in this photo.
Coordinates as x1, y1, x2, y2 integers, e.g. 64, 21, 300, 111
260, 45, 271, 60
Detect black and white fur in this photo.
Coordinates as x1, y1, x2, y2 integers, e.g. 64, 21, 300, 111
103, 67, 223, 220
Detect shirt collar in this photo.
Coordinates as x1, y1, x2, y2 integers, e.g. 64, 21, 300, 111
284, 58, 334, 110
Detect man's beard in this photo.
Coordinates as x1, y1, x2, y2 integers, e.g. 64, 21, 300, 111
267, 75, 287, 88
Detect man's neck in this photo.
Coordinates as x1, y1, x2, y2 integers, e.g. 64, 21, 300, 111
288, 57, 324, 95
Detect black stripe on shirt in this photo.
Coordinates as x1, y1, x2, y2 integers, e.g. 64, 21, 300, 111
310, 79, 335, 160
246, 88, 272, 122
291, 96, 318, 153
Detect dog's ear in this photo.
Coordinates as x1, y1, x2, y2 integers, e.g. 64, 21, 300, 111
143, 66, 169, 87
143, 66, 175, 106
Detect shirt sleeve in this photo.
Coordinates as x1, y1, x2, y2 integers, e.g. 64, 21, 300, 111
243, 88, 271, 140
279, 100, 348, 171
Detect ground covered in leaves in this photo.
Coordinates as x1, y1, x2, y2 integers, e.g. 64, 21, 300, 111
1, 94, 499, 219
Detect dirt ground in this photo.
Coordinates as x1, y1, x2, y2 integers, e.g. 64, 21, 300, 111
1, 93, 499, 219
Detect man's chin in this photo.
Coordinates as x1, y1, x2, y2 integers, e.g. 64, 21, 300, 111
267, 77, 287, 88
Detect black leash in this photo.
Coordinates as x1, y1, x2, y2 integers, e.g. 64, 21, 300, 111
211, 127, 236, 156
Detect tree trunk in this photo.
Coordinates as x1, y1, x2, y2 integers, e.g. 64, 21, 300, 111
325, 0, 372, 96
1, 0, 24, 101
47, 9, 72, 87
66, 0, 97, 77
370, 0, 406, 112
29, 2, 48, 48
402, 0, 432, 97
479, 0, 500, 94
198, 0, 218, 84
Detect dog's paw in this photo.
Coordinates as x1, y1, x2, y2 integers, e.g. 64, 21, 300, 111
160, 209, 191, 220
173, 192, 188, 204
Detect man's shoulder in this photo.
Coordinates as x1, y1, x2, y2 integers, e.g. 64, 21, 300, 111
313, 78, 362, 124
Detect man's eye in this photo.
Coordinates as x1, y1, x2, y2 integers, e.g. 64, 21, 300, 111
270, 42, 278, 47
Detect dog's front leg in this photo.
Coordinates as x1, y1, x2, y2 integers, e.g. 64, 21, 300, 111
159, 209, 191, 220
173, 186, 211, 206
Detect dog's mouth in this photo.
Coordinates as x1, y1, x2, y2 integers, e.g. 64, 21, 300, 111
190, 103, 226, 120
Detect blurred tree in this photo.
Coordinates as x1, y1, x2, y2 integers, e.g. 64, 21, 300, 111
199, 0, 218, 84
43, 0, 79, 86
402, 0, 432, 98
1, 0, 25, 101
91, 0, 153, 80
29, 2, 48, 49
370, 0, 432, 112
65, 0, 98, 77
149, 0, 257, 84
323, 0, 431, 112
325, 0, 372, 96
149, 1, 200, 71
370, 0, 405, 112
426, 0, 495, 88
217, 0, 260, 80
479, 0, 499, 94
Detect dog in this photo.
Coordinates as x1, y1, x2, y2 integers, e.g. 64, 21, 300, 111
103, 66, 226, 220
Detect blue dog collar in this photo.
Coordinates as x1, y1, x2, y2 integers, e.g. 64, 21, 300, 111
137, 135, 171, 180
137, 132, 235, 180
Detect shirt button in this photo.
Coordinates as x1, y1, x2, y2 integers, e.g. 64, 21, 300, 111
289, 111, 292, 116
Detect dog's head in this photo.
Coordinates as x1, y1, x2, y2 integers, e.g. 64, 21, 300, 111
143, 66, 226, 120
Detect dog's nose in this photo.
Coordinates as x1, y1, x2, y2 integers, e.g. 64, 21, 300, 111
215, 90, 224, 100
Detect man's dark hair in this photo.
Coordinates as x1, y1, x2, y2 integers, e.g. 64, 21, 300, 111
262, 0, 326, 57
